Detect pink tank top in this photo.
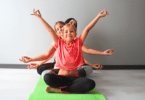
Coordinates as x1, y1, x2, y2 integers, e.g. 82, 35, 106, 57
54, 36, 85, 70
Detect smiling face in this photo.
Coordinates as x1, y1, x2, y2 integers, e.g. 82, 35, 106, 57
55, 23, 64, 37
62, 24, 77, 43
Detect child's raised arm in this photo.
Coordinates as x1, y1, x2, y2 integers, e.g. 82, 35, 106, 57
80, 9, 109, 43
31, 9, 57, 44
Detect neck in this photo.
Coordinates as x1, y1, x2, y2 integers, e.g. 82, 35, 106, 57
65, 40, 74, 45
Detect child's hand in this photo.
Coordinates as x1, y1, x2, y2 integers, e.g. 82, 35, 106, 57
19, 56, 31, 63
103, 49, 114, 56
98, 9, 109, 18
31, 9, 42, 18
27, 63, 40, 69
92, 64, 104, 70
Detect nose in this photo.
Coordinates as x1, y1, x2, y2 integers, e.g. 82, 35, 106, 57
67, 31, 71, 34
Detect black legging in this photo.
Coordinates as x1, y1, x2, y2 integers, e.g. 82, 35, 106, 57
37, 62, 55, 75
44, 73, 95, 93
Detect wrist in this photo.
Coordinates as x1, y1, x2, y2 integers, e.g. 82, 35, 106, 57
101, 52, 105, 55
97, 15, 101, 19
29, 58, 33, 62
38, 16, 43, 20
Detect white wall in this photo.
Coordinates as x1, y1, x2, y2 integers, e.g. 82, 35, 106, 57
0, 0, 145, 65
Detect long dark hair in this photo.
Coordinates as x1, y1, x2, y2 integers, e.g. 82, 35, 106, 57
64, 18, 77, 29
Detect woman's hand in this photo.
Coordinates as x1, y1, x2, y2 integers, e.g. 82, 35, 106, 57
27, 63, 40, 69
31, 9, 42, 18
98, 9, 109, 18
103, 49, 114, 56
19, 56, 32, 63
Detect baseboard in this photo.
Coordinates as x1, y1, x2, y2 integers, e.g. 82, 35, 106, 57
0, 64, 145, 69
100, 65, 145, 70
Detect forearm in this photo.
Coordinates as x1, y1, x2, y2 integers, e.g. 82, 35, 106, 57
86, 15, 100, 31
30, 45, 56, 62
38, 17, 57, 44
38, 49, 55, 66
30, 54, 48, 62
82, 45, 104, 55
84, 59, 93, 67
88, 49, 105, 55
81, 15, 100, 42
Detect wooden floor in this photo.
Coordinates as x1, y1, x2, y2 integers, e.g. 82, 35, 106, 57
0, 69, 145, 100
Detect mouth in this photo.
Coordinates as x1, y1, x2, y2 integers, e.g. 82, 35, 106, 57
67, 35, 72, 37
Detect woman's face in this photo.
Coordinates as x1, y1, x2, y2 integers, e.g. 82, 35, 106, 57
55, 23, 64, 37
68, 19, 77, 28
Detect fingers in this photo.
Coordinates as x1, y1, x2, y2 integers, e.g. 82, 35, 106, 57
37, 10, 41, 14
33, 9, 35, 13
31, 9, 37, 15
19, 58, 22, 62
100, 9, 105, 14
94, 64, 101, 69
100, 9, 109, 16
27, 65, 31, 69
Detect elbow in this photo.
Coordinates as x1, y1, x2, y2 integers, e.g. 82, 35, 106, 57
87, 49, 92, 54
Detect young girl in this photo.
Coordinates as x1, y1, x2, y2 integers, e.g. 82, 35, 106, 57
20, 9, 113, 76
27, 9, 113, 93
19, 21, 108, 77
19, 10, 113, 74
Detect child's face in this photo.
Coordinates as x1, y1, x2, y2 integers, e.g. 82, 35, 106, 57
68, 19, 77, 28
63, 25, 76, 42
55, 23, 64, 37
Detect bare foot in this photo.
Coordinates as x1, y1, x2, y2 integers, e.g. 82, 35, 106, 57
45, 86, 61, 93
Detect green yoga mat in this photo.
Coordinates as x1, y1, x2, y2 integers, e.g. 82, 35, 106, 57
29, 76, 106, 100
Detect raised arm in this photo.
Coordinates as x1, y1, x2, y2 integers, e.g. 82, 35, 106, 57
31, 9, 57, 44
80, 9, 109, 43
82, 45, 114, 56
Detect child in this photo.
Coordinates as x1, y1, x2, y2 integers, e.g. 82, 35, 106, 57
28, 9, 111, 93
20, 9, 113, 77
19, 21, 108, 76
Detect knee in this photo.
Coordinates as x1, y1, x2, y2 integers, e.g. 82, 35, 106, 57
82, 66, 93, 77
37, 67, 41, 75
44, 73, 52, 85
86, 79, 96, 91
89, 79, 96, 90
44, 73, 57, 86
